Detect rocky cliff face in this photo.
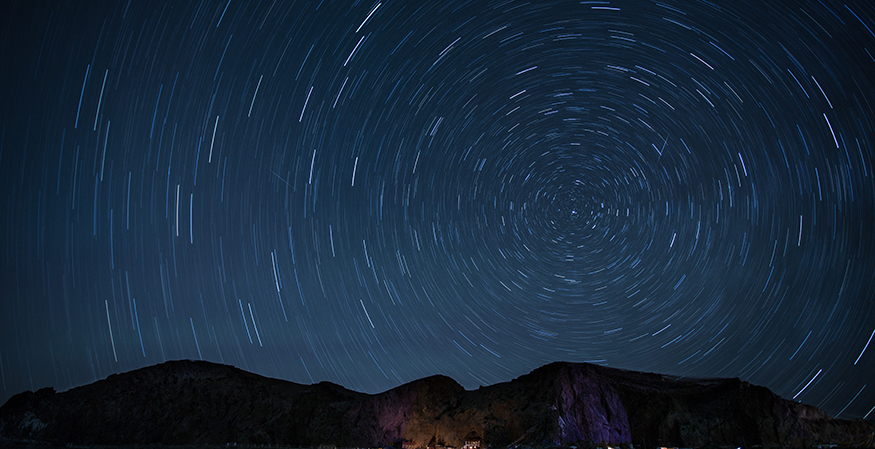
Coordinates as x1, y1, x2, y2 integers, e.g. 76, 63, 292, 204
0, 360, 871, 448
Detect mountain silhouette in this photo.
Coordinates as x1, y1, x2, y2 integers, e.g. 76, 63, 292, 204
1, 360, 872, 447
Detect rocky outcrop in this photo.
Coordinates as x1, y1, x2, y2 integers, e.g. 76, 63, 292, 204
0, 360, 872, 448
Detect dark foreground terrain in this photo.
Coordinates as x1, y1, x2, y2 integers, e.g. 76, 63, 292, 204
1, 360, 872, 448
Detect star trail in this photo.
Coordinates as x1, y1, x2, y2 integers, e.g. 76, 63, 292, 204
1, 0, 874, 419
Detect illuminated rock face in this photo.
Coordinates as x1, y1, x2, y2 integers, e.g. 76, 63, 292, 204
1, 360, 872, 448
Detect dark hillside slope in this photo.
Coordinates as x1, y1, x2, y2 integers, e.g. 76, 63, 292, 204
1, 360, 872, 447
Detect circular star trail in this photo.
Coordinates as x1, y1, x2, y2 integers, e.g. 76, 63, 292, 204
1, 0, 874, 419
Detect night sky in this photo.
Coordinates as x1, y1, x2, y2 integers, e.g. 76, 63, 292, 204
1, 0, 874, 420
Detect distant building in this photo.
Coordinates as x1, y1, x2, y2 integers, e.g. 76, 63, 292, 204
462, 436, 481, 449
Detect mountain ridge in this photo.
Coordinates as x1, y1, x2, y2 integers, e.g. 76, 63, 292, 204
0, 359, 872, 447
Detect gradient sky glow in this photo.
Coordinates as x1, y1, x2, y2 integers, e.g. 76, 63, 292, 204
1, 0, 874, 420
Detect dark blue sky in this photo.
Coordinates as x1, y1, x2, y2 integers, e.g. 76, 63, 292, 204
1, 0, 873, 419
